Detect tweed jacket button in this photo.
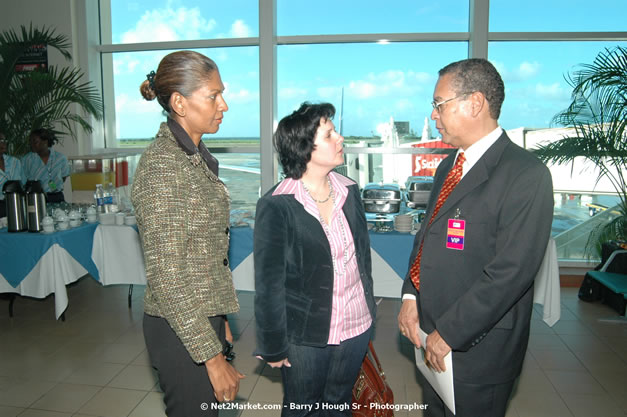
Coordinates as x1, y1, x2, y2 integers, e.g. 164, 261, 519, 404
225, 227, 229, 235
223, 258, 229, 266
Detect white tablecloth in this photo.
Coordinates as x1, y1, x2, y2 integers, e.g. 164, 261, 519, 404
0, 224, 147, 320
91, 224, 146, 286
533, 238, 561, 326
0, 244, 88, 319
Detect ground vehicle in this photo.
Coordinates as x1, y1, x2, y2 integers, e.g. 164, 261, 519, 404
586, 203, 608, 216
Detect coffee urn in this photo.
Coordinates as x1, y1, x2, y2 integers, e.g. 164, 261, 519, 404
3, 180, 27, 232
25, 180, 47, 233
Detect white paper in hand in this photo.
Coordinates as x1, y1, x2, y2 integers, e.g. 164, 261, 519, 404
414, 327, 456, 414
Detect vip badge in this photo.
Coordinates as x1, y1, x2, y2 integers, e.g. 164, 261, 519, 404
446, 218, 465, 250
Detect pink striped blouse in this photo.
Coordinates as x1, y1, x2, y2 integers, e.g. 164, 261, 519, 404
273, 172, 372, 344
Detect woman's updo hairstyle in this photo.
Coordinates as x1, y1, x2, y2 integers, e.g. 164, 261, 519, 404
139, 51, 218, 113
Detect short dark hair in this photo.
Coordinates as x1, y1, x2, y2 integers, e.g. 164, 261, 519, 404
439, 58, 505, 120
274, 102, 336, 179
30, 128, 58, 147
140, 51, 218, 114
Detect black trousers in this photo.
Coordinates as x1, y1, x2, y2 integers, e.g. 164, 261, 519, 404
144, 313, 226, 417
419, 372, 516, 417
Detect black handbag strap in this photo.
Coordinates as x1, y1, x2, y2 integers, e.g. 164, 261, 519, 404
367, 341, 385, 376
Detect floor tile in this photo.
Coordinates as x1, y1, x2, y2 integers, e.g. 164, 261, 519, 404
0, 405, 23, 417
512, 369, 556, 396
106, 365, 158, 391
77, 387, 146, 417
560, 392, 625, 417
99, 343, 146, 365
511, 391, 572, 417
3, 278, 627, 416
559, 333, 613, 353
64, 362, 125, 386
528, 333, 570, 351
29, 383, 100, 414
247, 375, 283, 404
16, 410, 73, 417
544, 370, 605, 395
530, 349, 586, 371
0, 378, 56, 408
127, 391, 166, 417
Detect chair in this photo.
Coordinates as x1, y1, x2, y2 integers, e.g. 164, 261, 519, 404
586, 249, 627, 323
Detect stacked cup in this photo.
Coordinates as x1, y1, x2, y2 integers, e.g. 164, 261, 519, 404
394, 214, 413, 233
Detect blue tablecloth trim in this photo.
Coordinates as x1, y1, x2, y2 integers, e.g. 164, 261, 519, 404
223, 227, 415, 279
368, 230, 416, 279
0, 222, 99, 287
229, 227, 253, 270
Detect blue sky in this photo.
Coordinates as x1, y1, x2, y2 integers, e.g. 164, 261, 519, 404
108, 0, 627, 140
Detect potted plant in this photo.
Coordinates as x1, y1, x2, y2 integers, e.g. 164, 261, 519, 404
0, 24, 103, 156
534, 46, 627, 258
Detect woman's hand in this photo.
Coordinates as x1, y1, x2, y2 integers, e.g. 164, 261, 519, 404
268, 358, 291, 368
205, 353, 245, 402
225, 320, 233, 344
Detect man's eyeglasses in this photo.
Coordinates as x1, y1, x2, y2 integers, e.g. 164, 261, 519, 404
431, 93, 472, 113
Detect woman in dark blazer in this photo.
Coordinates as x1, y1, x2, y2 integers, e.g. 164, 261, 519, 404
254, 102, 376, 416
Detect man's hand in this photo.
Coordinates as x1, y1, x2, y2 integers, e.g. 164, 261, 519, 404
205, 353, 245, 402
398, 299, 421, 348
425, 330, 451, 373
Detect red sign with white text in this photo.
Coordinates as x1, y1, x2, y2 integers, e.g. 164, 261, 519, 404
411, 139, 456, 176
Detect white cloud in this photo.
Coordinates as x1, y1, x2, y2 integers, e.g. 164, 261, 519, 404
496, 60, 541, 83
113, 53, 156, 76
120, 7, 216, 43
395, 98, 415, 111
534, 82, 568, 100
279, 87, 308, 99
349, 80, 376, 99
348, 70, 431, 99
317, 86, 342, 99
224, 88, 258, 104
230, 20, 252, 38
115, 93, 160, 115
518, 61, 540, 79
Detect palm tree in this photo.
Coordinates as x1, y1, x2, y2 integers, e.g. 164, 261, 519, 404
0, 24, 103, 156
534, 46, 627, 257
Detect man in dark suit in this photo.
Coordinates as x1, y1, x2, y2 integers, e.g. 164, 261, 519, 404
397, 58, 554, 417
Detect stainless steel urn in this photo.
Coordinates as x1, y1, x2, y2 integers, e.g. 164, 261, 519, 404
3, 180, 27, 232
25, 180, 47, 233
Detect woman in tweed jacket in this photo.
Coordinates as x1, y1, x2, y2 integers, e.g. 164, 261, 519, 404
132, 51, 243, 417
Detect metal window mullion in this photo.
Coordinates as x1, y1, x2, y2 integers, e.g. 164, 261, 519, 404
259, 0, 277, 195
469, 0, 489, 59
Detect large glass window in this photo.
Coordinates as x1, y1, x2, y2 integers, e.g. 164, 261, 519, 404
489, 41, 627, 130
107, 47, 260, 145
97, 0, 627, 262
110, 0, 259, 43
278, 42, 466, 190
277, 0, 469, 35
490, 0, 627, 32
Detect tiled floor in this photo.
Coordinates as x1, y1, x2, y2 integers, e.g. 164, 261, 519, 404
1, 279, 626, 417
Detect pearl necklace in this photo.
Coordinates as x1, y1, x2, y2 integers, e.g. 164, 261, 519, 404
315, 180, 350, 275
301, 176, 333, 204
